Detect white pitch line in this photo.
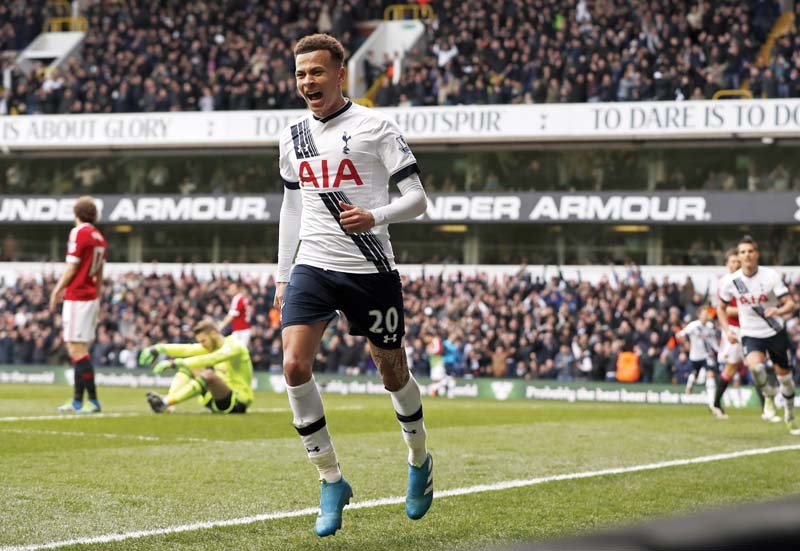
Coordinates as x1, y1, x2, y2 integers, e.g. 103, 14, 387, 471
0, 428, 160, 442
4, 443, 800, 551
0, 405, 364, 423
0, 412, 144, 423
0, 428, 214, 444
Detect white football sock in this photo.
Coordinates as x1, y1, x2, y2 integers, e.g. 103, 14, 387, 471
286, 377, 341, 483
705, 375, 716, 408
752, 363, 777, 397
390, 375, 428, 466
778, 373, 796, 421
685, 372, 696, 393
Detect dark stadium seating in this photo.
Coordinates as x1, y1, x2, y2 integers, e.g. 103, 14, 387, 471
2, 268, 799, 384
0, 1, 47, 52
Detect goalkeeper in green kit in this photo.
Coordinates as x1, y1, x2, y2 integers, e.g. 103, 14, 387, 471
139, 319, 254, 414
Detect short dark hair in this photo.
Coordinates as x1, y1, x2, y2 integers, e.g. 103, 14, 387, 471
294, 34, 345, 66
738, 235, 758, 250
192, 319, 219, 335
73, 196, 98, 224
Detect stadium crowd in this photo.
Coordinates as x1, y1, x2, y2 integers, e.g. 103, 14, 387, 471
380, 0, 789, 107
1, 0, 796, 114
2, 0, 381, 115
2, 267, 799, 384
0, 1, 47, 53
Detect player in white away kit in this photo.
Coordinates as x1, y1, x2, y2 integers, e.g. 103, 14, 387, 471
221, 283, 251, 347
718, 236, 799, 434
274, 34, 432, 537
676, 307, 718, 405
711, 248, 743, 419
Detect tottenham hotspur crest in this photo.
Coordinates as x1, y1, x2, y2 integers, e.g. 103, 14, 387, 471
342, 132, 352, 154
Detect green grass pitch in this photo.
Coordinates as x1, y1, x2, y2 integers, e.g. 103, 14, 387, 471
2, 383, 800, 551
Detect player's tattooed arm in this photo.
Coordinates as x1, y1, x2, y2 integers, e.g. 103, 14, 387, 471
369, 343, 410, 392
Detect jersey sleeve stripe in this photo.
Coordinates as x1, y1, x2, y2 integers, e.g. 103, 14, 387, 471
283, 178, 300, 190
65, 255, 81, 263
390, 163, 421, 186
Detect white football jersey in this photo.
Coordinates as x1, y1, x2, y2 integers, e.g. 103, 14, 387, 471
718, 267, 789, 338
279, 100, 419, 274
677, 319, 717, 361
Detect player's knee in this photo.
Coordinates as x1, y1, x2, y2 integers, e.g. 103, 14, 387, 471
774, 365, 791, 377
750, 362, 766, 373
67, 342, 88, 357
282, 356, 312, 378
199, 369, 218, 383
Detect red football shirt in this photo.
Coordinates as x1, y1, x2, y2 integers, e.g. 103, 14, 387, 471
717, 275, 739, 327
229, 293, 251, 331
64, 223, 107, 301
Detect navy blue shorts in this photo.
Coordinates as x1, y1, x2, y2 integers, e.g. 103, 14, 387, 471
690, 359, 707, 374
742, 330, 791, 369
281, 264, 405, 349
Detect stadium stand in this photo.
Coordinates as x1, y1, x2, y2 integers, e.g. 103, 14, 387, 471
0, 0, 795, 114
2, 268, 799, 383
749, 1, 800, 99
0, 1, 48, 52
385, 0, 784, 106
2, 0, 381, 115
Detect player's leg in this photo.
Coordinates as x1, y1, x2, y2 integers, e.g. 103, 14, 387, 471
743, 340, 780, 422
281, 265, 350, 537
162, 370, 197, 412
147, 369, 209, 413
368, 341, 433, 520
711, 341, 737, 417
198, 370, 247, 414
344, 269, 432, 520
284, 322, 339, 477
369, 343, 430, 462
766, 332, 798, 434
685, 360, 703, 394
284, 321, 351, 537
59, 341, 89, 412
712, 362, 738, 415
58, 300, 85, 411
704, 365, 718, 410
61, 300, 101, 413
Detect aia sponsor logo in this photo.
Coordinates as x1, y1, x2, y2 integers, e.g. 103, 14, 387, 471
299, 159, 363, 188
738, 293, 768, 305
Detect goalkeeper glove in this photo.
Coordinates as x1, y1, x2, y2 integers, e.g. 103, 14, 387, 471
153, 358, 186, 375
138, 346, 161, 367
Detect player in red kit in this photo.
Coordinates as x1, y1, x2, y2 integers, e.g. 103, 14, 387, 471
221, 282, 251, 347
50, 196, 107, 413
711, 248, 743, 419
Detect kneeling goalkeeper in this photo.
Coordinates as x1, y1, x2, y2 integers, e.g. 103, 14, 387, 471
139, 319, 254, 414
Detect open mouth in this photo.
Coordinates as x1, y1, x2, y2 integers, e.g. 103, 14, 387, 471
306, 91, 323, 102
